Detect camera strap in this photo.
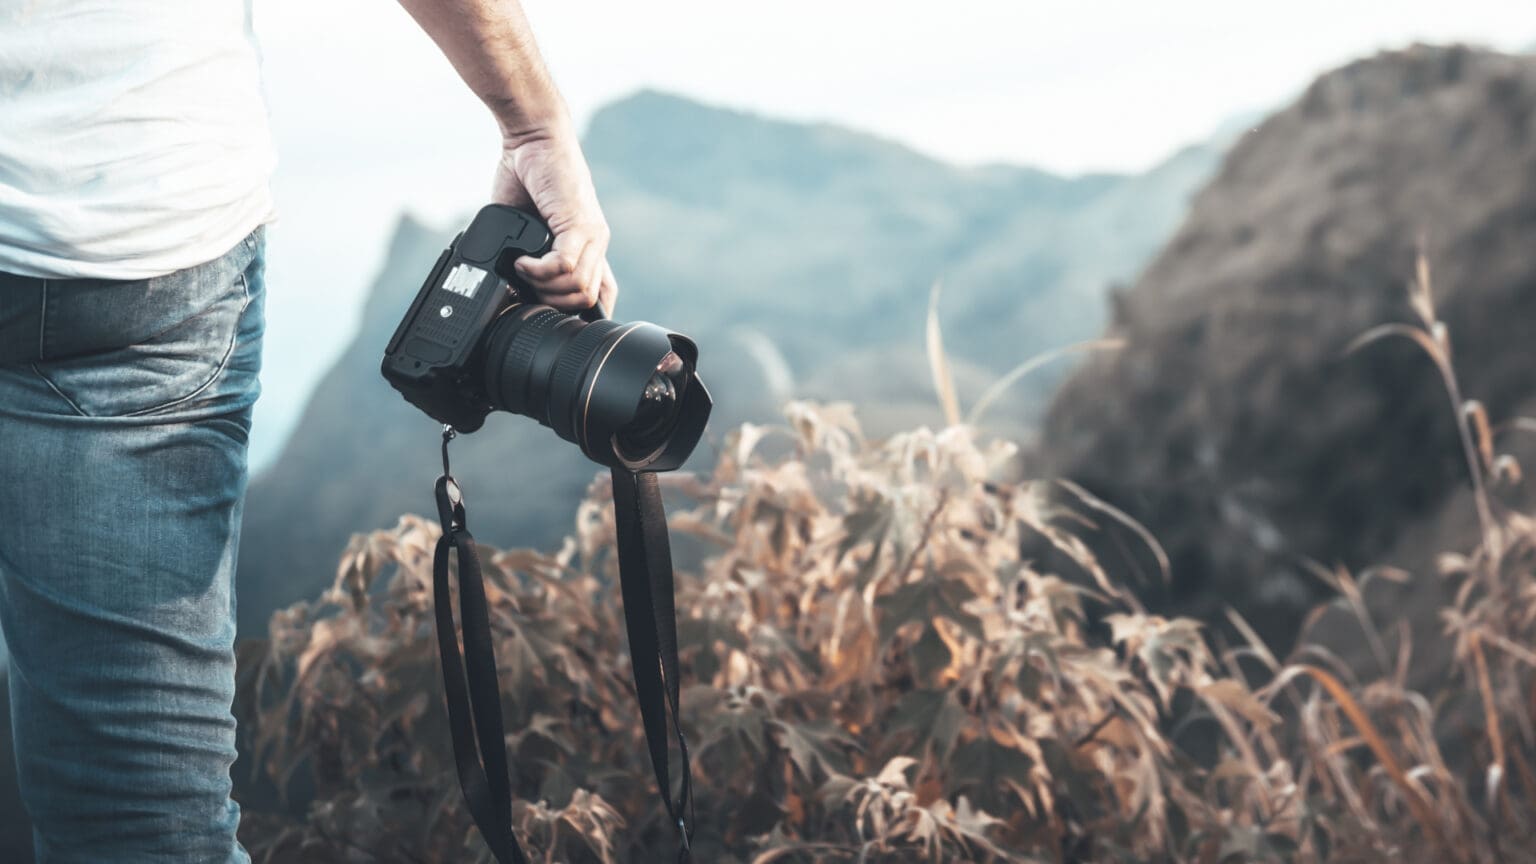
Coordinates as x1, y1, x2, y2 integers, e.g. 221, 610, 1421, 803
431, 428, 694, 864
432, 429, 527, 864
610, 466, 696, 858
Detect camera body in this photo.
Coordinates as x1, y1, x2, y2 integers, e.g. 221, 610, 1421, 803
382, 205, 553, 433
382, 204, 710, 472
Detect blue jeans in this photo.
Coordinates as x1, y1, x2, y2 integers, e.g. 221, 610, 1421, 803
0, 230, 264, 863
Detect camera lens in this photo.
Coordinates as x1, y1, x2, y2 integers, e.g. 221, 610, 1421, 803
616, 352, 689, 459
480, 305, 711, 471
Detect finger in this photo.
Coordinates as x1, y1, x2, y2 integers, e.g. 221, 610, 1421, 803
515, 233, 585, 284
541, 287, 597, 313
525, 270, 590, 308
574, 240, 606, 307
596, 262, 618, 317
516, 221, 604, 285
562, 232, 606, 309
528, 262, 613, 314
519, 250, 606, 313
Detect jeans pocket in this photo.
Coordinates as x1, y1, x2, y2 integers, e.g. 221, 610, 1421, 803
28, 232, 262, 418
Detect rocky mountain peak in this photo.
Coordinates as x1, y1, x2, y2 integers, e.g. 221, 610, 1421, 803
1043, 45, 1536, 647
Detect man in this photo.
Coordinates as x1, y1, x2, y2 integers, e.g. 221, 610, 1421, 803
0, 1, 611, 860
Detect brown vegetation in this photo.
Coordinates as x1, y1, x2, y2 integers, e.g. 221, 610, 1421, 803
236, 261, 1536, 862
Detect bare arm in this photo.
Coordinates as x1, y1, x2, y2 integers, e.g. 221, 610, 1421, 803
397, 0, 615, 313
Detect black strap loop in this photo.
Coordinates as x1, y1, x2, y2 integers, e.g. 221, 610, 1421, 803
612, 468, 695, 856
432, 470, 526, 864
431, 430, 694, 863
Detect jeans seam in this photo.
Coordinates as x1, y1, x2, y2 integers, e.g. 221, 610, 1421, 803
124, 269, 251, 418
28, 362, 88, 416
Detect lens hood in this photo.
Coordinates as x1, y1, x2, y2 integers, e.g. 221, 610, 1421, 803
482, 306, 711, 472
573, 323, 712, 471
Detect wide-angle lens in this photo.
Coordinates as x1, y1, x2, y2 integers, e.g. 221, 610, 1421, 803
616, 352, 689, 458
480, 304, 710, 471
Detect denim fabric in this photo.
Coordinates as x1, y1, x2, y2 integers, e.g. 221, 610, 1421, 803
0, 229, 264, 863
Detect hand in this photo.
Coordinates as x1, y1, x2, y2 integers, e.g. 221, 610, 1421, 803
491, 130, 618, 315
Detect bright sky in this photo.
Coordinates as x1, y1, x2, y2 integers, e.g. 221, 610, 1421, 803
260, 0, 1536, 175
245, 0, 1536, 470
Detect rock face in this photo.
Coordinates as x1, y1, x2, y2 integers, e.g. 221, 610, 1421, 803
235, 91, 1225, 636
1041, 46, 1536, 647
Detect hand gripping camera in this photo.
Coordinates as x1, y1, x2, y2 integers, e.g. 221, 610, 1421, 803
382, 203, 710, 471
381, 205, 708, 862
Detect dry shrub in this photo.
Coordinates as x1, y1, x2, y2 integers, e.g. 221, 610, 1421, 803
236, 257, 1536, 862
235, 401, 1262, 862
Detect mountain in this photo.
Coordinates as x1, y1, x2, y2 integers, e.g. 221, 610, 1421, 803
1040, 45, 1536, 649
583, 91, 1236, 409
234, 90, 1229, 637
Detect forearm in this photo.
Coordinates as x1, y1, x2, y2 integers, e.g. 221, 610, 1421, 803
400, 0, 614, 313
396, 0, 571, 142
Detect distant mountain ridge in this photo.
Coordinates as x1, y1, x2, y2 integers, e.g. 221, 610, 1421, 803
583, 90, 1232, 383
234, 89, 1230, 635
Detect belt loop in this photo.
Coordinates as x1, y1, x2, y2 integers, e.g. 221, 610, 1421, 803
36, 279, 48, 360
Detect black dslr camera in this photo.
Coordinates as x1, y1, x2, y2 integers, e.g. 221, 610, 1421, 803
381, 204, 703, 861
381, 204, 710, 470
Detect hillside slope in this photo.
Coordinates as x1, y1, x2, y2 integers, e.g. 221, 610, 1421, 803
1042, 45, 1536, 647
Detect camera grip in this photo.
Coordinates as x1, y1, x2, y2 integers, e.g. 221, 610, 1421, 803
580, 301, 608, 323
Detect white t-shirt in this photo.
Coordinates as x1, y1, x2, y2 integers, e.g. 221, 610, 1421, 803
0, 1, 276, 279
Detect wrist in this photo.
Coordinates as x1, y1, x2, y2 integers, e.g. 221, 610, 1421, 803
494, 99, 576, 149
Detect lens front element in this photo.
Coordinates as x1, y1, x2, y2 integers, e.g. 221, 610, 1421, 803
616, 351, 689, 461
482, 306, 711, 471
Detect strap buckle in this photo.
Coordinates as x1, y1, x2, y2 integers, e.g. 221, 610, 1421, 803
436, 426, 467, 533
436, 475, 467, 533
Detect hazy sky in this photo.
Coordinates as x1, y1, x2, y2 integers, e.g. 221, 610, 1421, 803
246, 0, 1536, 471
261, 0, 1536, 174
